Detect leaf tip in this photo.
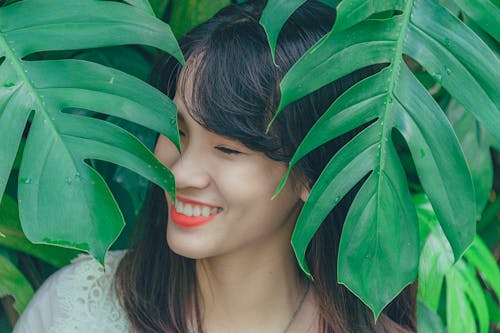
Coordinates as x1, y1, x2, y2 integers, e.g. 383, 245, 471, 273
266, 102, 285, 134
298, 258, 313, 280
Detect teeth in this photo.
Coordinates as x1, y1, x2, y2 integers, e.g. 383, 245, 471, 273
201, 206, 210, 217
174, 201, 221, 217
184, 204, 193, 216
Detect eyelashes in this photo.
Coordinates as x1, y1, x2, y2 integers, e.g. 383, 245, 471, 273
215, 146, 241, 155
179, 130, 242, 155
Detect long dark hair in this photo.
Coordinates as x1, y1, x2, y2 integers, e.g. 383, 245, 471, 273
115, 1, 416, 332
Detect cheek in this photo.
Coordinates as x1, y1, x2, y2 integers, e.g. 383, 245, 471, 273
214, 161, 294, 210
154, 135, 180, 168
213, 163, 264, 200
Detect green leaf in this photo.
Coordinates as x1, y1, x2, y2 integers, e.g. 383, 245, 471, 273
0, 194, 78, 267
446, 98, 494, 216
393, 65, 475, 261
0, 253, 34, 314
454, 260, 489, 333
334, 0, 406, 32
446, 268, 477, 333
416, 195, 454, 311
74, 46, 154, 82
417, 194, 498, 332
168, 0, 231, 38
0, 0, 183, 63
416, 301, 445, 333
123, 0, 155, 16
270, 16, 400, 129
266, 0, 494, 314
317, 0, 339, 8
0, 0, 183, 262
485, 292, 500, 325
337, 141, 418, 317
291, 123, 380, 276
464, 236, 500, 301
149, 0, 172, 20
404, 0, 499, 142
453, 0, 500, 40
260, 0, 307, 62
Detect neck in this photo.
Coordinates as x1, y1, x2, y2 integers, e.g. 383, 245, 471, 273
195, 236, 306, 333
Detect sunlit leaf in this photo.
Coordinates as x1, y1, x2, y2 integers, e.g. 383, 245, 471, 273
415, 194, 454, 311
465, 236, 500, 300
446, 268, 477, 333
417, 194, 498, 332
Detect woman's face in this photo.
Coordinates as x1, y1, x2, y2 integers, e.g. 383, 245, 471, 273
154, 91, 306, 260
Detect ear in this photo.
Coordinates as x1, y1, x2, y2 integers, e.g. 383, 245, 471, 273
290, 171, 310, 203
298, 184, 310, 203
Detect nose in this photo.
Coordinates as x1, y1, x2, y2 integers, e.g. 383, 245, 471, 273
169, 145, 211, 191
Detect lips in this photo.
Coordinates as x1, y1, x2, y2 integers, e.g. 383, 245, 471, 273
169, 196, 222, 228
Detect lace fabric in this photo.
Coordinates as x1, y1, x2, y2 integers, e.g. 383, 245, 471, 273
13, 250, 130, 333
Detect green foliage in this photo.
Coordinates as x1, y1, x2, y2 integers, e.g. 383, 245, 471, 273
0, 253, 34, 314
168, 0, 231, 37
0, 195, 78, 267
261, 0, 499, 316
261, 0, 340, 62
416, 194, 500, 333
453, 0, 500, 40
446, 98, 495, 216
0, 0, 182, 261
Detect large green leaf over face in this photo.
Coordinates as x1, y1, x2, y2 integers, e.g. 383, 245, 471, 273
262, 0, 496, 316
0, 0, 183, 262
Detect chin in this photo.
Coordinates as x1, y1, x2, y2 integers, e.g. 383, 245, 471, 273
166, 223, 211, 260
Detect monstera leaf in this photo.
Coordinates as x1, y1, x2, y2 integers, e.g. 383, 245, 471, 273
262, 0, 499, 316
416, 194, 500, 333
0, 0, 183, 262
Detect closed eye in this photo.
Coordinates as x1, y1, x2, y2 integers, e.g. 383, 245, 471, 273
215, 146, 241, 155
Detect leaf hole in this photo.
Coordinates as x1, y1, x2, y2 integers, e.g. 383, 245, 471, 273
368, 10, 403, 20
391, 128, 422, 192
403, 55, 445, 98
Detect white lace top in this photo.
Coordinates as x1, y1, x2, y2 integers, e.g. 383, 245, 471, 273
12, 250, 131, 333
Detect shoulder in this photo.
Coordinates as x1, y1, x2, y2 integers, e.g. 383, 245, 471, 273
13, 250, 130, 333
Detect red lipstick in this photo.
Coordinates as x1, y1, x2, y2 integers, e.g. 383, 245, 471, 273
170, 197, 221, 228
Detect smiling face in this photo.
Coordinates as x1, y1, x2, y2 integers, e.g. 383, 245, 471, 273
154, 92, 306, 260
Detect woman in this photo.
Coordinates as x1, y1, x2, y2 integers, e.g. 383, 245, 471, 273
13, 1, 415, 332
